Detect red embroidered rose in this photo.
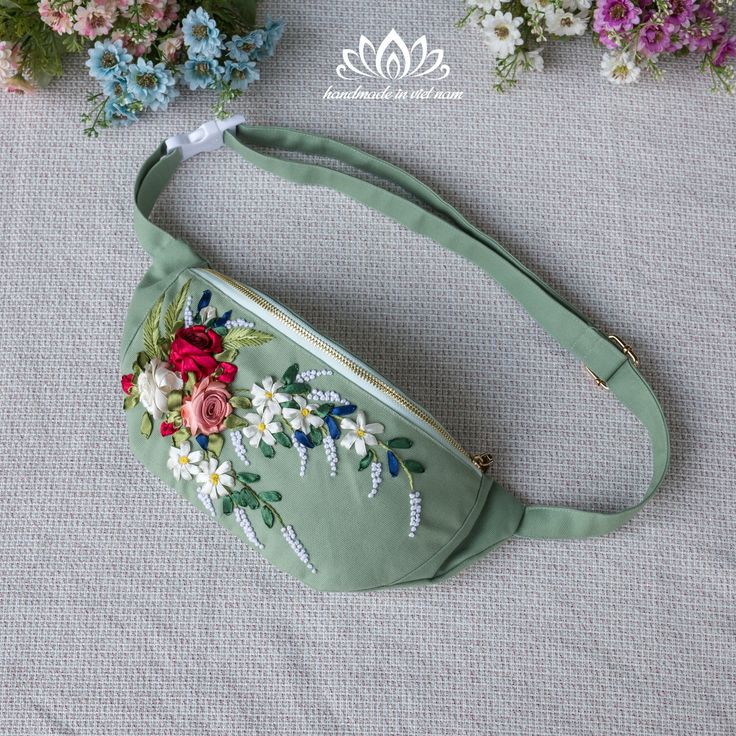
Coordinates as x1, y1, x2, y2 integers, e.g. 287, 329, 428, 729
215, 361, 237, 384
121, 373, 134, 394
160, 421, 176, 437
180, 377, 233, 436
168, 325, 223, 381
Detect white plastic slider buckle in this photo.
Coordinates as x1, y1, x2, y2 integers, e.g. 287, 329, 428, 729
165, 114, 245, 161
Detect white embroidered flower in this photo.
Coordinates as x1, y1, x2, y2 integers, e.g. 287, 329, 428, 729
196, 457, 235, 499
340, 411, 384, 457
545, 8, 588, 36
242, 409, 281, 447
167, 441, 204, 481
481, 11, 524, 59
136, 358, 183, 419
563, 0, 591, 10
521, 49, 544, 71
600, 51, 641, 85
283, 396, 324, 434
199, 305, 217, 323
251, 376, 290, 416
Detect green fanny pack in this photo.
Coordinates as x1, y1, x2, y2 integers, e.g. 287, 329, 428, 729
121, 118, 670, 592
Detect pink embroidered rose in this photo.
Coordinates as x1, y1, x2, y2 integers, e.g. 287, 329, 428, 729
160, 421, 176, 436
121, 373, 134, 394
180, 377, 233, 436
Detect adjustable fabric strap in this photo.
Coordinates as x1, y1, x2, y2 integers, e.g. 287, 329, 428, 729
133, 124, 669, 540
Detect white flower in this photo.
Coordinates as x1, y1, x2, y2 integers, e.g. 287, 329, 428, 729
242, 409, 281, 447
199, 305, 217, 323
481, 12, 524, 59
521, 49, 544, 71
283, 396, 324, 434
600, 51, 641, 85
468, 0, 504, 11
136, 358, 183, 420
251, 376, 290, 416
545, 8, 588, 36
563, 0, 591, 10
340, 411, 384, 457
195, 457, 235, 499
167, 441, 204, 481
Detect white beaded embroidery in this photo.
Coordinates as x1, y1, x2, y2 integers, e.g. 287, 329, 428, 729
308, 389, 350, 406
235, 507, 264, 549
323, 435, 338, 476
369, 461, 382, 498
197, 491, 216, 517
225, 318, 255, 329
183, 295, 194, 327
293, 433, 308, 477
296, 368, 333, 383
281, 525, 316, 573
230, 430, 250, 466
409, 491, 422, 537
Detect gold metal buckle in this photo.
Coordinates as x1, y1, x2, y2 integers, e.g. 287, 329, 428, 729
472, 453, 494, 473
585, 334, 640, 390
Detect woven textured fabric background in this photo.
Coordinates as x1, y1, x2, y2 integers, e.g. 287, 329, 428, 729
1, 1, 734, 733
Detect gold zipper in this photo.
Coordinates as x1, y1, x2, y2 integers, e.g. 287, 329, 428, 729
201, 268, 484, 467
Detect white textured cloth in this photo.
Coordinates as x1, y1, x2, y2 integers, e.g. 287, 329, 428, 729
1, 2, 735, 733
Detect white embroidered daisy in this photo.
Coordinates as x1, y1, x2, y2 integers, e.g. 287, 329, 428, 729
196, 457, 236, 499
600, 51, 641, 85
545, 8, 588, 36
136, 358, 183, 420
283, 396, 324, 434
167, 441, 204, 481
251, 376, 290, 416
242, 409, 281, 447
481, 11, 523, 59
340, 411, 384, 457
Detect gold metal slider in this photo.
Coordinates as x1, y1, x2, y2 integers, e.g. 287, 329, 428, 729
585, 334, 640, 390
472, 453, 495, 473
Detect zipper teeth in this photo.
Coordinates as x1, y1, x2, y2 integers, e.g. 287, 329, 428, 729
202, 268, 472, 461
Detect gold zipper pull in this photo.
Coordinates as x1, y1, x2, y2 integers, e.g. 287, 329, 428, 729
472, 453, 494, 473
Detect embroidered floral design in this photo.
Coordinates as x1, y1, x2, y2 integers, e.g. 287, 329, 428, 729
123, 281, 428, 571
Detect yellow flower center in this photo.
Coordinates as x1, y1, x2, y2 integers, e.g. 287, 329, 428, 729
613, 64, 630, 80
210, 473, 219, 485
179, 456, 189, 465
356, 429, 366, 438
301, 408, 310, 417
265, 391, 273, 399
495, 26, 510, 40
258, 422, 266, 431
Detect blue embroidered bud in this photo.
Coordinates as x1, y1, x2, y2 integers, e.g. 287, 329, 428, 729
195, 434, 209, 451
294, 430, 314, 449
330, 404, 357, 416
325, 415, 340, 440
387, 451, 399, 477
197, 289, 212, 312
212, 310, 232, 327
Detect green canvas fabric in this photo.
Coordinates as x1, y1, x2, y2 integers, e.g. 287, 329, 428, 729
122, 124, 670, 592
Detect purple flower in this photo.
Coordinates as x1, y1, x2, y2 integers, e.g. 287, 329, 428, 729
594, 0, 642, 33
713, 34, 736, 67
686, 2, 727, 53
666, 0, 696, 27
638, 21, 672, 56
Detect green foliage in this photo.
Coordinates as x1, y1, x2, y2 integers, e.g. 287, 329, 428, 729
140, 411, 153, 439
404, 459, 425, 474
260, 491, 282, 503
142, 293, 164, 360
387, 437, 413, 449
358, 453, 371, 471
236, 472, 260, 484
222, 327, 273, 350
195, 0, 258, 36
207, 433, 224, 456
260, 505, 274, 528
163, 279, 191, 338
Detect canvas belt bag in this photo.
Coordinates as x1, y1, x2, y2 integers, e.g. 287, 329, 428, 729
121, 117, 670, 592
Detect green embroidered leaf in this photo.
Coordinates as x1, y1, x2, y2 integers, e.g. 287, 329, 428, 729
316, 403, 333, 418
282, 363, 299, 385
260, 491, 282, 503
123, 394, 139, 411
237, 472, 261, 484
136, 352, 149, 371
261, 505, 275, 528
163, 278, 191, 337
358, 453, 371, 471
224, 414, 247, 429
184, 372, 197, 393
309, 427, 323, 446
388, 437, 413, 449
230, 396, 252, 410
274, 432, 292, 448
222, 328, 273, 350
140, 411, 153, 439
208, 433, 224, 457
222, 496, 234, 515
239, 487, 260, 509
404, 459, 425, 473
260, 441, 275, 458
283, 382, 310, 395
167, 390, 183, 411
214, 349, 238, 362
172, 427, 190, 447
213, 325, 228, 336
142, 293, 165, 359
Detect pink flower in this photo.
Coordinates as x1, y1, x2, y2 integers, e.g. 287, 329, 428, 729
180, 377, 233, 437
157, 1, 179, 31
686, 2, 728, 52
38, 0, 74, 34
158, 30, 183, 61
110, 28, 156, 56
73, 2, 117, 39
123, 0, 165, 23
713, 34, 736, 67
638, 21, 672, 56
594, 0, 642, 33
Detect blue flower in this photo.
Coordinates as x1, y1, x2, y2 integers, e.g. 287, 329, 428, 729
260, 17, 285, 58
125, 58, 177, 108
102, 75, 129, 101
182, 8, 223, 58
86, 39, 132, 81
222, 58, 259, 91
104, 98, 138, 127
182, 56, 223, 90
226, 31, 265, 62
